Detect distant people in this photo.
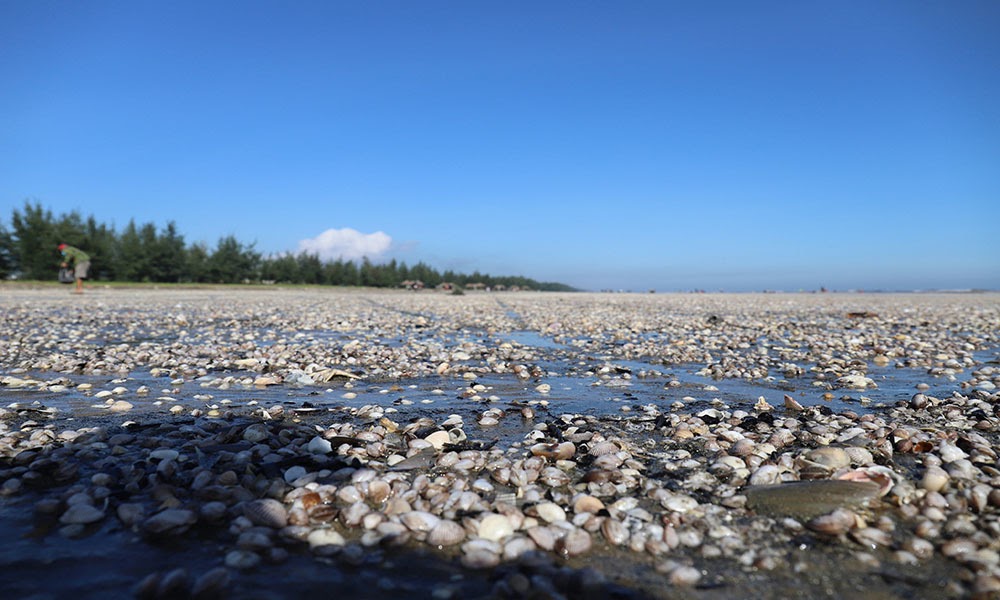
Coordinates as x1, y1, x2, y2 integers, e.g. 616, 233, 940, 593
58, 243, 90, 294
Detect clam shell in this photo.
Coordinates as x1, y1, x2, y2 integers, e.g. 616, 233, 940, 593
143, 509, 198, 535
588, 441, 619, 456
572, 494, 605, 514
807, 508, 857, 535
401, 510, 440, 533
244, 499, 288, 529
427, 519, 466, 547
478, 513, 514, 542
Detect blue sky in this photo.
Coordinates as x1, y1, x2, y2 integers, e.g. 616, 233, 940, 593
2, 1, 998, 291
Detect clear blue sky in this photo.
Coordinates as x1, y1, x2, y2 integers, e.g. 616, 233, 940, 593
2, 1, 998, 291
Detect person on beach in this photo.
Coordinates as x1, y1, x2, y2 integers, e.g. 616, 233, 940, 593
58, 243, 90, 294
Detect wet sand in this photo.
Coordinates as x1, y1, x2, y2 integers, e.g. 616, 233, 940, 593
1, 287, 999, 599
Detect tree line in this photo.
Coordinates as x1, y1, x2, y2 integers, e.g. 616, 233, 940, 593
0, 201, 575, 291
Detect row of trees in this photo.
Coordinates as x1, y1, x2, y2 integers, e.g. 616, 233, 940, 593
0, 202, 575, 291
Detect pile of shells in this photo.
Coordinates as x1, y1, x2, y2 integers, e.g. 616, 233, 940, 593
1, 288, 999, 598
1, 377, 999, 596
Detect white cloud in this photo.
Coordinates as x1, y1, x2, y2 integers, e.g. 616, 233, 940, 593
297, 228, 393, 262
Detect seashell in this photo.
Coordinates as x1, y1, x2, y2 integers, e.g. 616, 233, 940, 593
236, 530, 273, 552
242, 424, 269, 443
244, 499, 288, 529
581, 468, 617, 484
601, 518, 629, 546
526, 525, 557, 551
573, 494, 605, 514
308, 504, 338, 523
940, 538, 978, 558
200, 501, 228, 523
669, 565, 702, 586
969, 484, 992, 513
478, 513, 515, 541
191, 567, 231, 599
424, 430, 450, 450
60, 503, 105, 525
807, 508, 857, 535
156, 568, 191, 597
748, 465, 782, 486
592, 452, 625, 469
588, 441, 619, 456
502, 535, 538, 561
660, 494, 698, 514
307, 528, 345, 549
837, 467, 894, 497
427, 519, 466, 547
133, 572, 161, 599
362, 512, 385, 531
938, 440, 968, 463
849, 527, 892, 550
149, 449, 180, 461
531, 502, 566, 523
117, 503, 145, 527
461, 548, 500, 569
367, 480, 391, 505
143, 509, 197, 536
783, 395, 804, 411
920, 466, 949, 493
730, 438, 755, 456
337, 485, 363, 504
339, 501, 371, 527
556, 527, 592, 557
530, 441, 576, 461
108, 400, 133, 413
804, 447, 850, 470
401, 510, 440, 533
300, 491, 322, 510
308, 436, 333, 455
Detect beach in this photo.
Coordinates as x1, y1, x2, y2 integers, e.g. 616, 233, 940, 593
1, 287, 998, 599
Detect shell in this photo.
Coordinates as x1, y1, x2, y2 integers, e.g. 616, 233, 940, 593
401, 510, 440, 533
478, 513, 514, 542
572, 494, 605, 514
807, 508, 857, 535
307, 528, 345, 549
61, 503, 105, 525
244, 499, 288, 529
588, 441, 619, 456
601, 518, 629, 546
191, 567, 231, 599
143, 509, 198, 536
427, 519, 466, 547
556, 527, 592, 557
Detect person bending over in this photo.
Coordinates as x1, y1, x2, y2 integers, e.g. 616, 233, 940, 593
58, 243, 90, 294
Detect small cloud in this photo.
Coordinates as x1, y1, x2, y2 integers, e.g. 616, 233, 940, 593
298, 228, 392, 262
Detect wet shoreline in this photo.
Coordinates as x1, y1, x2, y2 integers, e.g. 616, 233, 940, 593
2, 288, 999, 598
